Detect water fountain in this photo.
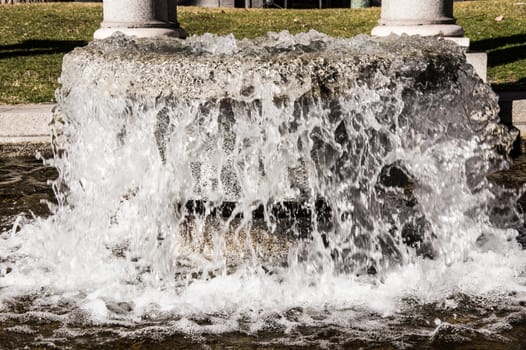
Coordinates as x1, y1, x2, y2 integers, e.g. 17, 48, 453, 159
0, 1, 525, 348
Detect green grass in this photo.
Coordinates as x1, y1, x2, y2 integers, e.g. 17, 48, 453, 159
456, 1, 526, 91
179, 7, 378, 38
0, 3, 101, 104
0, 1, 524, 104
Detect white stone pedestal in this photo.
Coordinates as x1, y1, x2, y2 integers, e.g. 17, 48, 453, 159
371, 0, 467, 46
465, 52, 487, 82
94, 0, 186, 39
371, 0, 489, 81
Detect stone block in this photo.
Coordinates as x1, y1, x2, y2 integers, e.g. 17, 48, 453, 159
0, 104, 53, 158
465, 52, 487, 82
446, 36, 470, 47
498, 92, 526, 136
0, 104, 52, 144
56, 33, 509, 203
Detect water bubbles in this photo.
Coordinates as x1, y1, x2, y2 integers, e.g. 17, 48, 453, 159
0, 31, 525, 342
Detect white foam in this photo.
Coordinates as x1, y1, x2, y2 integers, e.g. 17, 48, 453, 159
0, 32, 524, 338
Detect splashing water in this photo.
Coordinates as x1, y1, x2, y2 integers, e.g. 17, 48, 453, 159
1, 31, 525, 345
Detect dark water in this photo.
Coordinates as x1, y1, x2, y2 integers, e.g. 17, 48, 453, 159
0, 157, 58, 233
1, 151, 526, 349
0, 288, 525, 349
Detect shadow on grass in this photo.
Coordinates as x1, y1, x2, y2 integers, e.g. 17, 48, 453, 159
493, 77, 526, 92
471, 34, 526, 91
486, 44, 526, 68
471, 33, 526, 52
471, 33, 526, 67
0, 40, 87, 59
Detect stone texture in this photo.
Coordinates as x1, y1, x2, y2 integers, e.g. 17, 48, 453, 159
55, 33, 509, 203
50, 33, 515, 271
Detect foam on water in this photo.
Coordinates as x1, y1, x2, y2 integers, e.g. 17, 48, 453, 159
1, 31, 525, 343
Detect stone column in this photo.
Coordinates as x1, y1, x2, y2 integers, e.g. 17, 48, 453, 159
371, 0, 468, 47
94, 0, 186, 39
372, 0, 488, 82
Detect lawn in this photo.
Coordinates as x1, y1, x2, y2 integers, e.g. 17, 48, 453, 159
0, 1, 524, 104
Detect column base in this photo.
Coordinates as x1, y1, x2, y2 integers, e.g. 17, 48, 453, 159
445, 36, 470, 48
372, 24, 464, 38
94, 27, 187, 40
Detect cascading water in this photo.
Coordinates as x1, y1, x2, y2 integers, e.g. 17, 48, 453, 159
1, 31, 526, 347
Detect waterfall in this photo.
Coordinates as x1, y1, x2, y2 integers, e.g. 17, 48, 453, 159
0, 31, 524, 341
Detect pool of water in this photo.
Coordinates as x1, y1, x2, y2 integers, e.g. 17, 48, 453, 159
1, 150, 526, 349
0, 157, 57, 233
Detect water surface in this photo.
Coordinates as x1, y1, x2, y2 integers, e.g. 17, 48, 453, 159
1, 152, 525, 349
